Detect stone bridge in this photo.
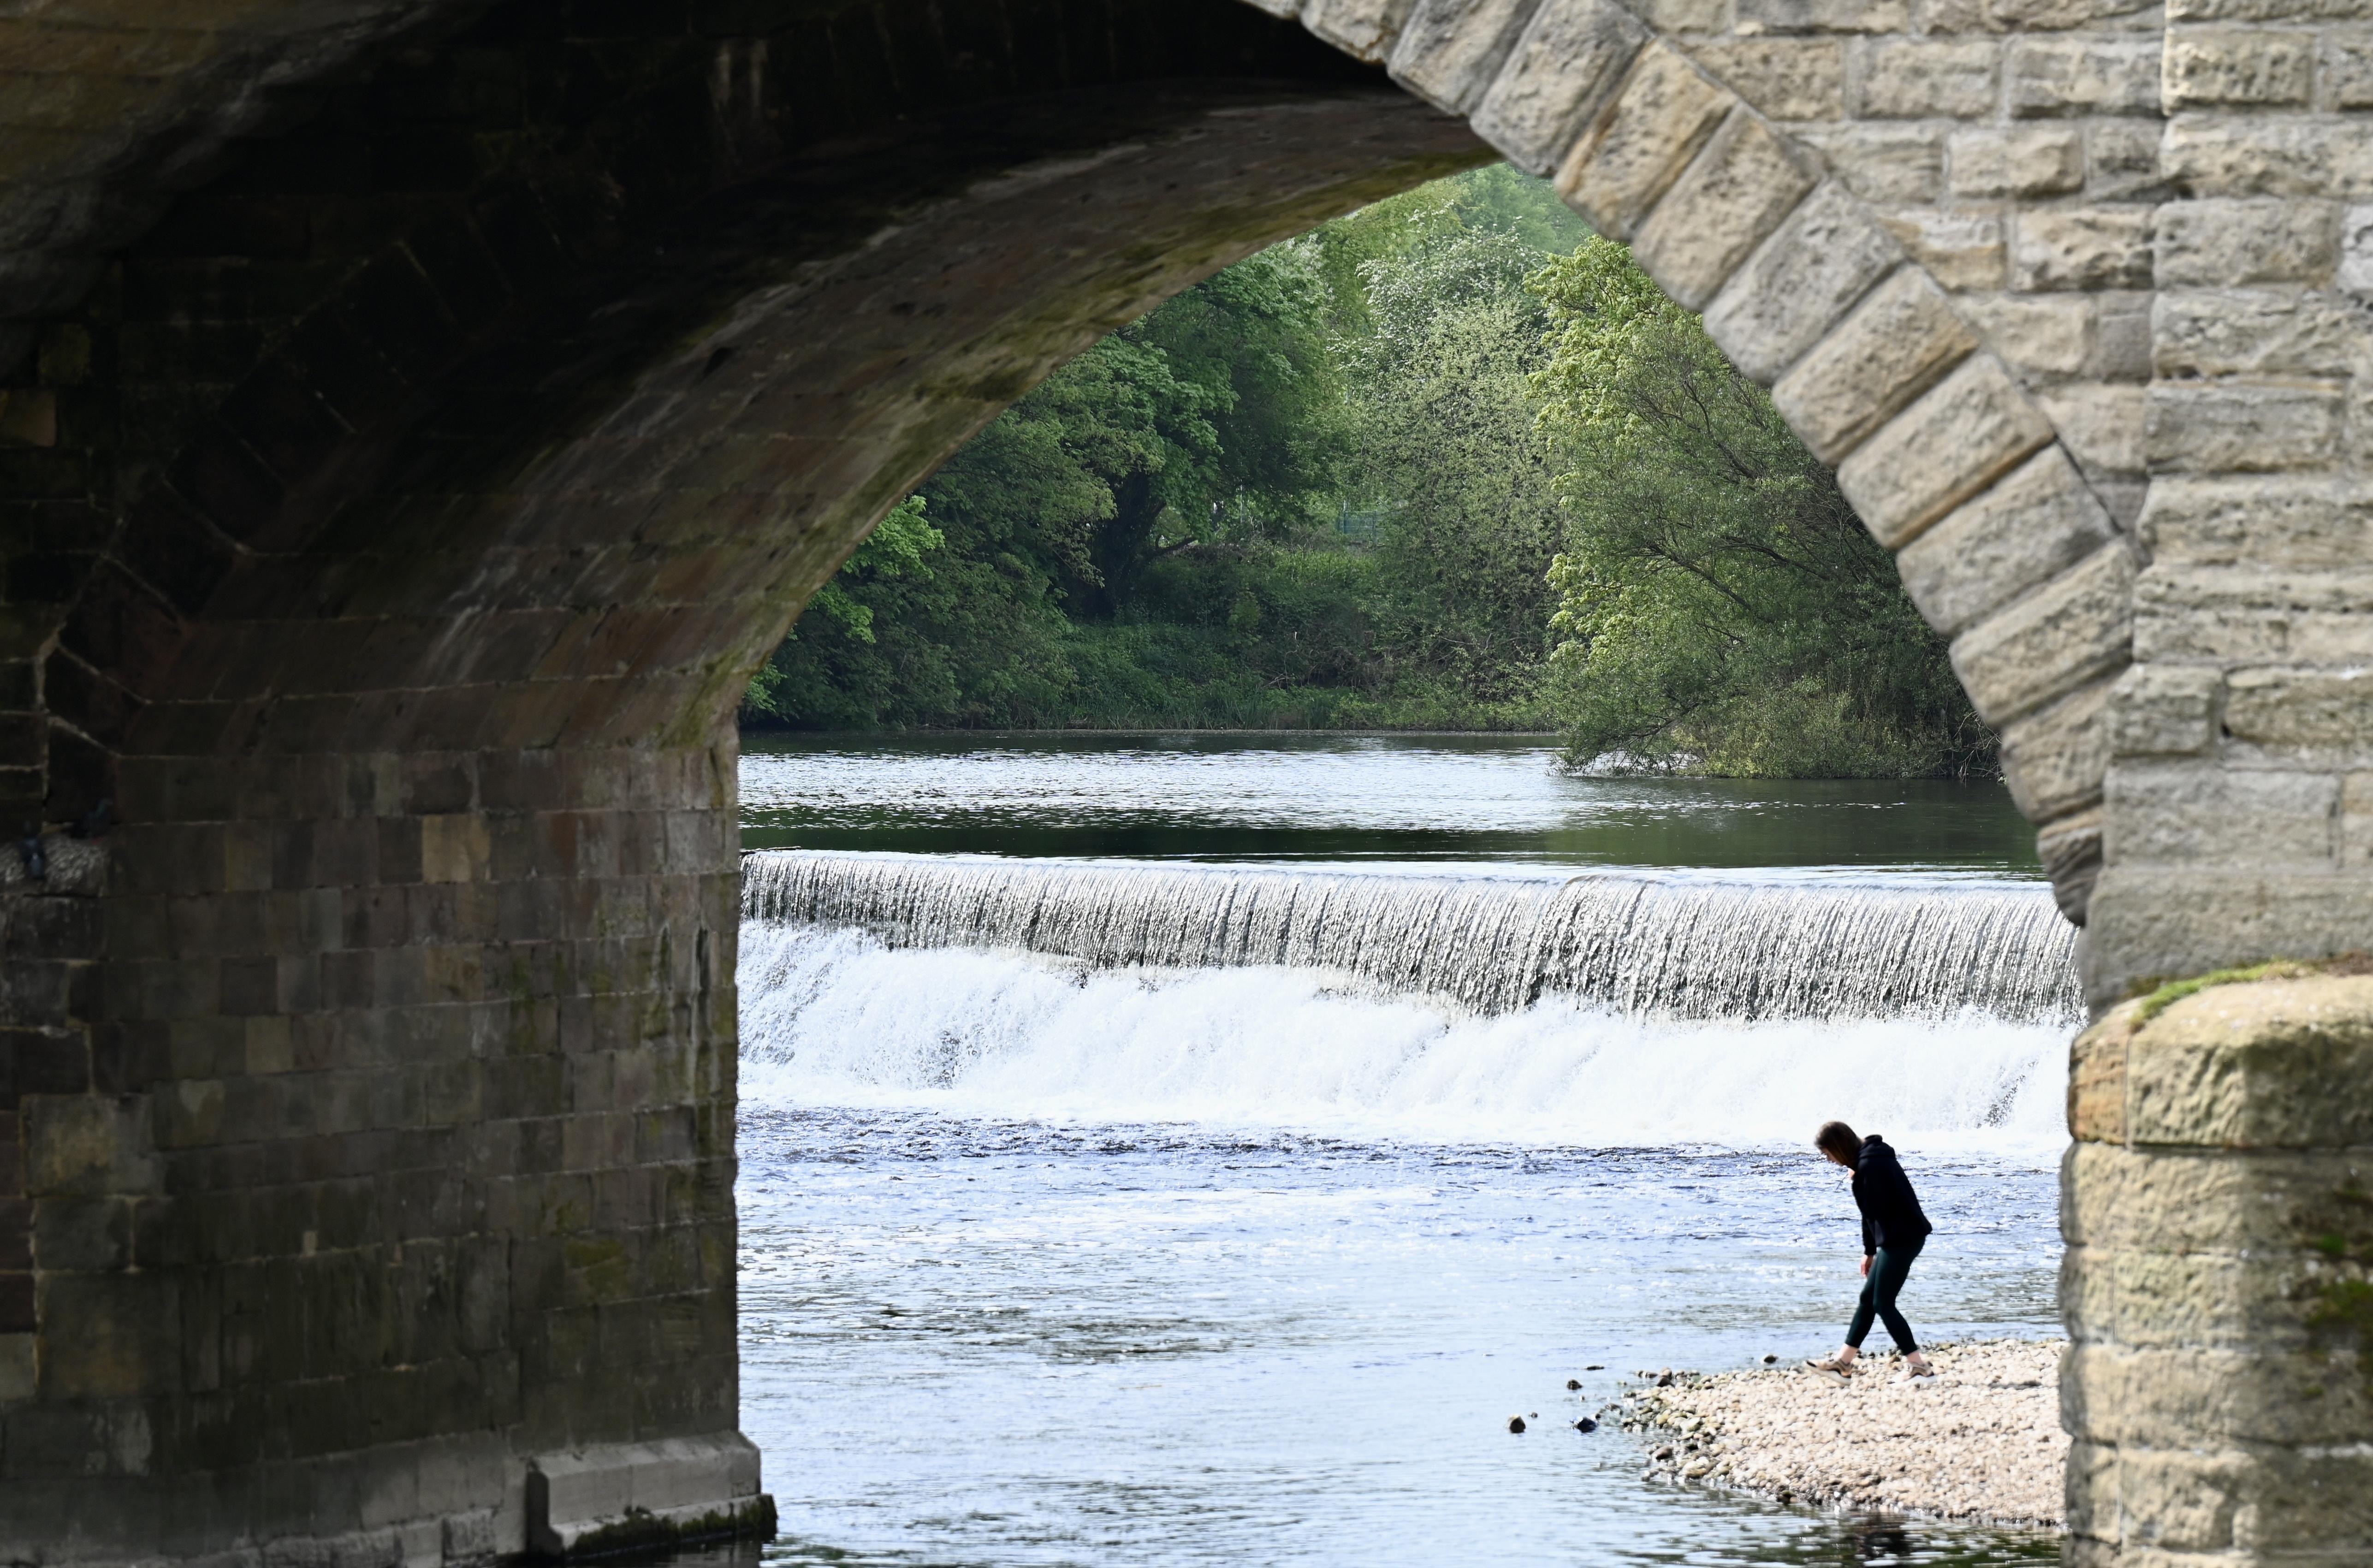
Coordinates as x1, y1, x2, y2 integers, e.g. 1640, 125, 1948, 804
0, 0, 2366, 1563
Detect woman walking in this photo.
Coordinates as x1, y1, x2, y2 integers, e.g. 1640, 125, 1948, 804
1807, 1119, 1934, 1379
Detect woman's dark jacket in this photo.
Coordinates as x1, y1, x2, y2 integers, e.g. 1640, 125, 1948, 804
1852, 1135, 1932, 1255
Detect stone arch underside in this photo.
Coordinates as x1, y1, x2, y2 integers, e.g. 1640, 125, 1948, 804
2, 0, 2369, 1564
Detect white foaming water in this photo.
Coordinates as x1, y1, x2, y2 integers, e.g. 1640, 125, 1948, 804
737, 921, 2069, 1153
743, 852, 2082, 1024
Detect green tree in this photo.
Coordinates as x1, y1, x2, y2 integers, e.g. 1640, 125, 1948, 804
1346, 226, 1569, 723
1529, 238, 1993, 778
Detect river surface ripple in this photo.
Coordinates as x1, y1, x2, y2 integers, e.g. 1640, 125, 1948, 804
732, 738, 2067, 1568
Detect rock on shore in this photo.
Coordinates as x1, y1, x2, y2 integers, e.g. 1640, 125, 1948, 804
1613, 1339, 2065, 1528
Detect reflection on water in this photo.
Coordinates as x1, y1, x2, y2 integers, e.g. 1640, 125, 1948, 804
739, 733, 2041, 874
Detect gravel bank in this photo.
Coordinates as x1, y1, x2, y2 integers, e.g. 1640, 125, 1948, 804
1613, 1339, 2065, 1527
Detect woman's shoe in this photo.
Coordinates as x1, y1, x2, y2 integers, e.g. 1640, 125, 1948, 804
1804, 1356, 1856, 1378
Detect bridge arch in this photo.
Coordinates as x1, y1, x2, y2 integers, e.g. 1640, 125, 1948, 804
0, 0, 2364, 1564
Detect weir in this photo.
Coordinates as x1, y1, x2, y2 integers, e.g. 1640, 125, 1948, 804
742, 853, 2083, 1025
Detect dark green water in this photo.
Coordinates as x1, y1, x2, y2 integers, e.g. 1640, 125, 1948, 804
739, 732, 2041, 874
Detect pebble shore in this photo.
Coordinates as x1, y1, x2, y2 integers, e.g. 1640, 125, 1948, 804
1610, 1338, 2066, 1527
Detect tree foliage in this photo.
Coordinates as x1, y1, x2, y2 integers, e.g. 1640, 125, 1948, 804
1529, 239, 1993, 777
741, 168, 1993, 778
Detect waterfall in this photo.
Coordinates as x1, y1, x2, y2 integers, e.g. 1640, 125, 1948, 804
741, 852, 2082, 1026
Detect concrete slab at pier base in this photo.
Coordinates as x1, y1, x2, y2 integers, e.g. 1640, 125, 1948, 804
528, 1436, 774, 1559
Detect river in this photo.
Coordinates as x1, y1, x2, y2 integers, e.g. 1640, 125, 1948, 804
731, 733, 2068, 1567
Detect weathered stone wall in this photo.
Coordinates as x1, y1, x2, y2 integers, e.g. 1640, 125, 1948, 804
2065, 975, 2373, 1566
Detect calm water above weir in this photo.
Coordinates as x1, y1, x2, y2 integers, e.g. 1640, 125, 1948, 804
734, 736, 2067, 1568
739, 732, 2042, 873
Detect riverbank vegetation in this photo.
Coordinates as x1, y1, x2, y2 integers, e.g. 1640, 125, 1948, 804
740, 166, 1994, 778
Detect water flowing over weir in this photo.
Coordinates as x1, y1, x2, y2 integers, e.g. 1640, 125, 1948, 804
740, 852, 2083, 1025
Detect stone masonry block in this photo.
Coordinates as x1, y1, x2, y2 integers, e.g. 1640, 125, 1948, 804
25, 1095, 156, 1198
2136, 565, 2373, 664
2067, 1244, 2354, 1355
2130, 974, 2373, 1147
1471, 0, 1647, 173
2108, 664, 2224, 757
2088, 119, 2168, 203
1838, 355, 2055, 546
2088, 865, 2373, 1003
2063, 1339, 2373, 1448
1855, 38, 1999, 117
1895, 445, 2119, 636
2013, 207, 2154, 290
1303, 0, 1417, 60
2341, 203, 2373, 295
1703, 183, 1901, 385
2138, 476, 2373, 567
2009, 37, 2163, 115
1794, 123, 1944, 202
2063, 1140, 2373, 1253
1771, 267, 1975, 462
1629, 109, 1817, 309
2000, 676, 2114, 820
2039, 384, 2144, 479
1878, 210, 2005, 291
2155, 289, 2366, 378
2224, 665, 2373, 752
1949, 126, 2084, 198
1963, 292, 2094, 377
1555, 42, 1734, 238
1390, 0, 1544, 112
2326, 30, 2373, 106
2164, 27, 2318, 106
1950, 541, 2136, 725
1688, 40, 1845, 120
2156, 199, 2341, 286
2348, 771, 2373, 867
2107, 758, 2339, 869
1737, 0, 1911, 28
2147, 382, 2344, 473
2164, 114, 2373, 197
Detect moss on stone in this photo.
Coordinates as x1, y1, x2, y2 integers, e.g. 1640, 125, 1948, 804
2130, 952, 2373, 1022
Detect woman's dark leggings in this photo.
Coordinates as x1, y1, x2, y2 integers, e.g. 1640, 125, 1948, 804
1846, 1240, 1923, 1353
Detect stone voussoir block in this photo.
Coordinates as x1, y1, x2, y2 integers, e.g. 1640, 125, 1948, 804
1895, 445, 2120, 636
1471, 0, 1648, 174
1772, 267, 1976, 463
1702, 182, 1901, 386
1389, 0, 1546, 113
1555, 42, 1734, 239
1302, 0, 1418, 60
1950, 540, 2136, 726
1838, 354, 2055, 547
1629, 109, 1818, 309
2001, 675, 2115, 822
